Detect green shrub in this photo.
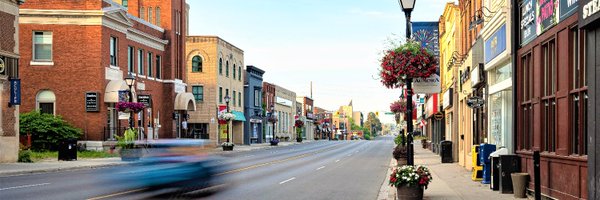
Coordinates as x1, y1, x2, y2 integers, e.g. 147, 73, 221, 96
20, 111, 82, 151
364, 134, 371, 140
394, 134, 406, 146
18, 150, 33, 163
116, 128, 137, 149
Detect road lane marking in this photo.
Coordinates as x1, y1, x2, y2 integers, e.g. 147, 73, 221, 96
335, 159, 340, 162
0, 183, 50, 191
279, 177, 296, 184
87, 188, 147, 200
316, 166, 325, 170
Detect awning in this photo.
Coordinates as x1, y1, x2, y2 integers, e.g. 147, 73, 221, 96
174, 92, 196, 111
104, 80, 134, 103
231, 111, 246, 122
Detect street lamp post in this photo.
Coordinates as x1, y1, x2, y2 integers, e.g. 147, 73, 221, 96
224, 95, 231, 143
125, 74, 136, 129
270, 104, 276, 144
398, 0, 416, 166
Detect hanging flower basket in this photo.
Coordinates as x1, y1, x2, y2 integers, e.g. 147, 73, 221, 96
390, 100, 408, 114
116, 102, 145, 113
379, 41, 438, 89
218, 112, 236, 121
294, 120, 304, 128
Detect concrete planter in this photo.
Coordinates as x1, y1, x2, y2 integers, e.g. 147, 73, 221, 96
396, 185, 424, 200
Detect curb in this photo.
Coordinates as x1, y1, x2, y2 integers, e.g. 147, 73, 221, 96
377, 158, 397, 200
0, 162, 127, 177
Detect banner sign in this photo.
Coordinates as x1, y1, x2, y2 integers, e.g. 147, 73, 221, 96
537, 0, 559, 34
412, 22, 441, 94
85, 92, 99, 112
484, 24, 507, 64
10, 79, 20, 105
560, 0, 579, 21
521, 0, 538, 46
118, 90, 129, 103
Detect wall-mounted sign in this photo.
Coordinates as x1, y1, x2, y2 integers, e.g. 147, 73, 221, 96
581, 0, 600, 28
0, 57, 5, 75
561, 0, 580, 21
85, 92, 99, 112
460, 67, 471, 86
537, 0, 559, 34
276, 96, 293, 107
10, 79, 20, 105
467, 96, 485, 108
521, 0, 537, 46
137, 95, 152, 107
484, 24, 507, 64
434, 112, 444, 120
471, 64, 483, 87
443, 88, 453, 109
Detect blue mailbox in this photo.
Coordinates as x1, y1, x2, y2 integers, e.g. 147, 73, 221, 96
479, 143, 496, 184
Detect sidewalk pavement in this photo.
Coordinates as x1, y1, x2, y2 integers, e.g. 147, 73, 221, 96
0, 140, 311, 177
378, 141, 518, 200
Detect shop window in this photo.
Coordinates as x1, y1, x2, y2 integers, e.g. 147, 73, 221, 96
570, 28, 587, 155
192, 86, 203, 102
542, 40, 556, 152
33, 31, 52, 62
36, 90, 55, 115
192, 55, 202, 72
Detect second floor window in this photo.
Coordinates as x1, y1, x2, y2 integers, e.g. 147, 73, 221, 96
148, 7, 153, 24
33, 31, 52, 61
110, 37, 118, 66
233, 64, 236, 78
192, 86, 204, 102
138, 49, 144, 75
127, 46, 134, 72
239, 66, 242, 81
226, 61, 229, 77
219, 58, 223, 74
156, 7, 161, 26
147, 52, 153, 77
238, 91, 241, 107
254, 89, 260, 107
156, 55, 161, 79
192, 56, 202, 72
219, 87, 223, 103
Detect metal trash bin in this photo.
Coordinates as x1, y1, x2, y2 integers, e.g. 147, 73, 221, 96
440, 140, 453, 163
58, 138, 77, 161
490, 148, 509, 190
499, 155, 520, 194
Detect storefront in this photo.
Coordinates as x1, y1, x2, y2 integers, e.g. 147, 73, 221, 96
580, 0, 600, 198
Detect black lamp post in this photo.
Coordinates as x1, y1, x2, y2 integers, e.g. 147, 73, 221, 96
125, 73, 136, 129
398, 0, 416, 166
270, 104, 277, 144
224, 95, 231, 143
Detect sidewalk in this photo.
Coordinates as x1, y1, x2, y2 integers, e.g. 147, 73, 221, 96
378, 141, 517, 200
0, 140, 311, 177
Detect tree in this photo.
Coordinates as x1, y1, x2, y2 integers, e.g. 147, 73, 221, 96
364, 112, 382, 136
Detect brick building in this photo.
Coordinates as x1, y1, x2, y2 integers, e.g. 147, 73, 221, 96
262, 82, 276, 141
18, 0, 194, 145
0, 0, 23, 162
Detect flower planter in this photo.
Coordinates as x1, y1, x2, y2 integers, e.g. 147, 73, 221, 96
270, 140, 279, 146
296, 138, 303, 143
222, 145, 234, 151
421, 139, 428, 148
120, 148, 142, 161
396, 157, 408, 166
396, 185, 424, 200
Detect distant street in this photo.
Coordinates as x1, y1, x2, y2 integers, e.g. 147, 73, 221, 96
0, 136, 394, 200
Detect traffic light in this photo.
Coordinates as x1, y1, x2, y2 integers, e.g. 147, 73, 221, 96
376, 112, 379, 117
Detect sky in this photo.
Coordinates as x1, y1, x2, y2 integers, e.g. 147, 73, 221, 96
188, 0, 448, 122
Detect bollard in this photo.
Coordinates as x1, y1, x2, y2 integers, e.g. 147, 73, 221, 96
534, 151, 541, 200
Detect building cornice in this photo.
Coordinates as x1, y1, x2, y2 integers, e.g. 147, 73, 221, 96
127, 28, 169, 51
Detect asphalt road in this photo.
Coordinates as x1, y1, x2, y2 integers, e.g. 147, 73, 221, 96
0, 136, 394, 200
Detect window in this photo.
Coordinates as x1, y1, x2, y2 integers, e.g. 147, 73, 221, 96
226, 61, 229, 77
520, 53, 533, 150
138, 49, 144, 75
219, 87, 223, 103
192, 56, 202, 72
238, 91, 241, 107
233, 91, 236, 107
140, 7, 145, 20
147, 52, 153, 77
192, 86, 203, 102
122, 0, 128, 10
156, 55, 161, 79
254, 89, 260, 107
33, 31, 52, 61
233, 64, 236, 79
110, 37, 118, 66
239, 66, 242, 80
541, 40, 556, 152
36, 90, 56, 115
148, 7, 152, 24
570, 28, 587, 155
128, 46, 134, 72
156, 7, 161, 26
219, 58, 223, 74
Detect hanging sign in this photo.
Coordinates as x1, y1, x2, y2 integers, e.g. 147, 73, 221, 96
10, 79, 20, 105
467, 96, 485, 108
85, 92, 99, 112
137, 95, 152, 107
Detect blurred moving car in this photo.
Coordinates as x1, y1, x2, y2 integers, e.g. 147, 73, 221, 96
106, 139, 230, 194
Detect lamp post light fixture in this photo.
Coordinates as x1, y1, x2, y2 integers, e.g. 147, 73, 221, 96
224, 95, 231, 143
398, 0, 416, 166
125, 73, 136, 129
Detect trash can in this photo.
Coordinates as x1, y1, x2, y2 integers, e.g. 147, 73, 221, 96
499, 155, 520, 194
511, 173, 529, 198
479, 143, 496, 184
489, 148, 509, 191
440, 140, 453, 163
58, 138, 77, 161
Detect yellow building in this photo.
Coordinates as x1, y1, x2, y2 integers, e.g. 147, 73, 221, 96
185, 36, 245, 145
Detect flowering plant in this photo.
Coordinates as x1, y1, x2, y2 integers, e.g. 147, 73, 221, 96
389, 165, 433, 189
294, 120, 304, 128
390, 100, 408, 114
379, 41, 438, 89
218, 112, 236, 121
116, 102, 145, 113
221, 142, 235, 147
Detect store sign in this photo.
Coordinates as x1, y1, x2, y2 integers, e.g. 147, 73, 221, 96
276, 96, 293, 107
471, 64, 482, 87
561, 0, 580, 21
9, 79, 20, 105
521, 0, 537, 46
460, 67, 471, 86
0, 57, 5, 75
443, 88, 453, 109
582, 0, 600, 27
425, 94, 438, 117
85, 92, 99, 112
537, 0, 559, 34
484, 24, 507, 64
137, 95, 152, 107
434, 112, 444, 120
467, 96, 485, 108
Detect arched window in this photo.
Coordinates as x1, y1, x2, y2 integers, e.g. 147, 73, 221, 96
226, 61, 229, 77
233, 64, 236, 78
219, 58, 223, 75
156, 7, 161, 26
36, 90, 56, 115
238, 66, 242, 80
192, 55, 202, 72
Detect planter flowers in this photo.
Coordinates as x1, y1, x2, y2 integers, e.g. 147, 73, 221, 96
218, 112, 236, 121
389, 165, 433, 200
295, 120, 304, 142
379, 41, 438, 89
116, 102, 145, 113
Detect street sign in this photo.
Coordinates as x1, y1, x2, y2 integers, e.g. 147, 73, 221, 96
467, 96, 485, 108
385, 112, 395, 115
434, 112, 443, 120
